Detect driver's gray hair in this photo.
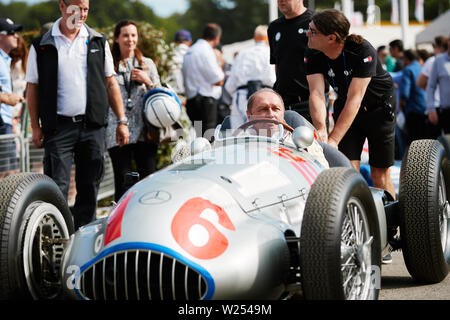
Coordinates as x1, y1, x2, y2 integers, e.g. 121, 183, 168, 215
247, 88, 285, 113
61, 0, 72, 5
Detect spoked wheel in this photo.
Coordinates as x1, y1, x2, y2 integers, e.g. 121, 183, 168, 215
22, 202, 71, 299
0, 173, 74, 299
300, 168, 381, 300
438, 171, 449, 256
399, 139, 450, 283
340, 198, 375, 300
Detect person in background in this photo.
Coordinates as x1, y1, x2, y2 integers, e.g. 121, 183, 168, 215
106, 20, 161, 202
0, 18, 23, 177
26, 0, 129, 229
268, 0, 313, 118
9, 34, 28, 134
169, 29, 192, 96
417, 35, 448, 115
224, 25, 276, 128
389, 39, 404, 72
377, 45, 388, 70
426, 35, 450, 134
213, 43, 233, 125
416, 49, 431, 66
399, 50, 438, 143
182, 23, 224, 139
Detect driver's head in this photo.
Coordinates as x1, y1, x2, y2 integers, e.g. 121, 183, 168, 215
246, 88, 285, 122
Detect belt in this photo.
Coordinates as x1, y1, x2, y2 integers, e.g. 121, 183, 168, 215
57, 114, 85, 123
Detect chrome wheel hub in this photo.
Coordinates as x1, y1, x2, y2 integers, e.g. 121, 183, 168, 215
22, 202, 70, 299
340, 198, 374, 300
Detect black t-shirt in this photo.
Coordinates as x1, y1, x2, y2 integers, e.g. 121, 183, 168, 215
305, 39, 393, 112
268, 9, 313, 103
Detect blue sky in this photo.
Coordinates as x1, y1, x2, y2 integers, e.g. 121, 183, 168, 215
0, 0, 190, 17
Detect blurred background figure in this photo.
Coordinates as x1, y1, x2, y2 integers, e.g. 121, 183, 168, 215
0, 17, 23, 177
9, 34, 28, 134
399, 49, 439, 144
169, 29, 192, 97
426, 35, 450, 135
377, 45, 396, 72
389, 39, 404, 72
417, 35, 448, 114
182, 23, 224, 140
106, 20, 161, 202
213, 43, 233, 125
224, 25, 276, 128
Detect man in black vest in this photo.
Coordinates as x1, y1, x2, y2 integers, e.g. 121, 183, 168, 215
26, 0, 130, 229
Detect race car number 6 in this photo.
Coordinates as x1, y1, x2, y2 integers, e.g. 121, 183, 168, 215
171, 197, 235, 260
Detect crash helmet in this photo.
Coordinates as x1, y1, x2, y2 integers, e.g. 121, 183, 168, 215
143, 87, 182, 128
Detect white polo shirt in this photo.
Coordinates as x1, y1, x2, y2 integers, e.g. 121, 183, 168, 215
182, 39, 224, 100
26, 18, 115, 117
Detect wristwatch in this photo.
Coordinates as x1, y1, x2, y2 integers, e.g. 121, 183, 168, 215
117, 116, 129, 126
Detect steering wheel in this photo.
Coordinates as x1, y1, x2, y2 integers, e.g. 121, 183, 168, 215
233, 119, 294, 137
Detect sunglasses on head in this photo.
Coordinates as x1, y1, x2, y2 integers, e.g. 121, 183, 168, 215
0, 30, 16, 36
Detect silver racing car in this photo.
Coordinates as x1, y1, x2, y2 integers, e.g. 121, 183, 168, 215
0, 113, 449, 300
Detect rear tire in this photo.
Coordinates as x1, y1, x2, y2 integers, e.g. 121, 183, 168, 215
300, 168, 381, 300
0, 173, 74, 299
399, 139, 450, 283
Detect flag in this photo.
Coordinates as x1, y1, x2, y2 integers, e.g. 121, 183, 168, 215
391, 0, 399, 24
415, 0, 424, 23
367, 0, 376, 25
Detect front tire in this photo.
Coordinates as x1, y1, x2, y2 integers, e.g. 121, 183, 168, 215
300, 168, 381, 300
0, 173, 74, 299
399, 139, 450, 283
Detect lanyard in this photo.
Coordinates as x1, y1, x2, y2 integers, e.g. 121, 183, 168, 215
327, 50, 349, 97
122, 57, 137, 108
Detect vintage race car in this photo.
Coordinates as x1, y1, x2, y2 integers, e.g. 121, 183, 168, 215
0, 113, 449, 300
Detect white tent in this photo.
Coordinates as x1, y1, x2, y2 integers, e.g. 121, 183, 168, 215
415, 10, 450, 45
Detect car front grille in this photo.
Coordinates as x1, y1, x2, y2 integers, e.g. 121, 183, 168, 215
78, 249, 208, 300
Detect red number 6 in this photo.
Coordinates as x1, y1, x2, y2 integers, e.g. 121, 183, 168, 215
171, 197, 235, 260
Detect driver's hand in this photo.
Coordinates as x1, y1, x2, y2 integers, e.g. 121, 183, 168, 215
318, 128, 328, 143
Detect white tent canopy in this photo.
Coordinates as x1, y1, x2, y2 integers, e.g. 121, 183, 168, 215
415, 10, 450, 45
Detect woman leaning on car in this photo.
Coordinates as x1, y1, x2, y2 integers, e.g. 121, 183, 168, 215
105, 20, 161, 202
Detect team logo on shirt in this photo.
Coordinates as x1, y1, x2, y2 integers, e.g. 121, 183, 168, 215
363, 56, 373, 63
275, 32, 281, 42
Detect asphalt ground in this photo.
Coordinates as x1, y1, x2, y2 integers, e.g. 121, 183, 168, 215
380, 251, 450, 300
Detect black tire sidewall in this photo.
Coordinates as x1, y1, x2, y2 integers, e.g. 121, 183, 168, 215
300, 168, 381, 300
1, 174, 74, 299
400, 139, 450, 283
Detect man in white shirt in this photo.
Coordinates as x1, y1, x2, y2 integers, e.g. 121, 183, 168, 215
417, 35, 448, 115
182, 23, 225, 140
225, 25, 276, 128
26, 0, 129, 229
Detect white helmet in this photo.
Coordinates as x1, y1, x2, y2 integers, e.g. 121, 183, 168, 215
143, 88, 182, 128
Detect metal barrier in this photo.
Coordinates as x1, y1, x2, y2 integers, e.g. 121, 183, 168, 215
0, 132, 115, 207
0, 133, 24, 174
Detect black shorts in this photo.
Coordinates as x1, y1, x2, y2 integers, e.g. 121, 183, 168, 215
334, 97, 396, 169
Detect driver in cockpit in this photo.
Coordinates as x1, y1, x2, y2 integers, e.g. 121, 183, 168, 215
245, 88, 329, 168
